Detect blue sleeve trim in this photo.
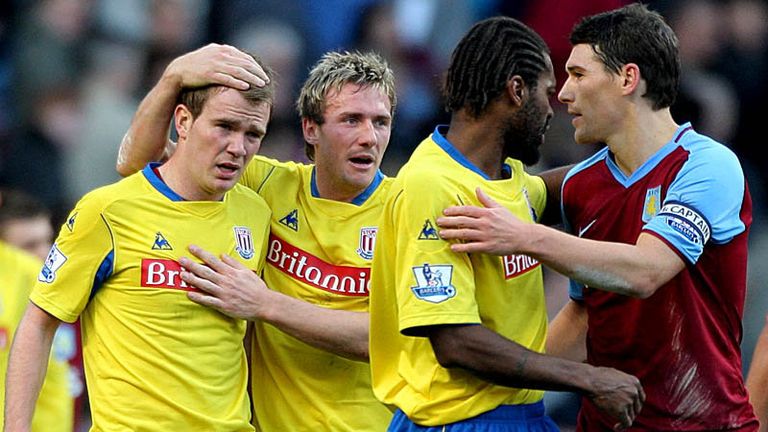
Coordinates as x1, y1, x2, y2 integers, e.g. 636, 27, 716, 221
89, 250, 114, 301
569, 279, 584, 301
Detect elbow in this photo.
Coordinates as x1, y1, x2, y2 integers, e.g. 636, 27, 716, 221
433, 347, 460, 369
352, 342, 370, 362
427, 324, 476, 369
115, 150, 136, 177
430, 337, 464, 369
629, 265, 678, 298
624, 276, 662, 299
116, 161, 131, 177
629, 285, 655, 299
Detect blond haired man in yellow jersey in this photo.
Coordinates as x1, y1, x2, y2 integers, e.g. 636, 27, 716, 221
369, 17, 645, 431
0, 190, 74, 432
116, 46, 394, 430
4, 56, 274, 431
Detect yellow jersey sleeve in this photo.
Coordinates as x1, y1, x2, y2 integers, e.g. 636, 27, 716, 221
391, 172, 481, 335
32, 190, 114, 323
239, 155, 280, 193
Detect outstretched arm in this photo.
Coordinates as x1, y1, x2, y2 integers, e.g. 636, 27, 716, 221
116, 43, 270, 176
747, 314, 768, 432
437, 187, 684, 298
179, 245, 369, 362
4, 303, 62, 432
427, 323, 644, 429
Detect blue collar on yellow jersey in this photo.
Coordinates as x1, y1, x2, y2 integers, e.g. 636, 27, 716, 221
142, 162, 186, 201
432, 125, 511, 180
310, 166, 385, 206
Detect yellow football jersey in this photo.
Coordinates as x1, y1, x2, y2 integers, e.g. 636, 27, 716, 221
369, 128, 549, 426
240, 156, 393, 431
31, 164, 270, 431
0, 241, 74, 432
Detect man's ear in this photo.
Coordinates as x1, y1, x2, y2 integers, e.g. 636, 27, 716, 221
174, 104, 193, 140
620, 63, 642, 96
507, 76, 526, 107
302, 117, 319, 146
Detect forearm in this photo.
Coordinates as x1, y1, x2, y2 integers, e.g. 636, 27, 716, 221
5, 304, 60, 431
524, 226, 677, 298
260, 290, 369, 361
116, 73, 178, 176
546, 300, 587, 361
430, 325, 595, 393
747, 316, 768, 432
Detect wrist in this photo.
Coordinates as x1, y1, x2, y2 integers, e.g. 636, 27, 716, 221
521, 222, 546, 256
253, 287, 281, 323
571, 363, 597, 395
159, 64, 184, 92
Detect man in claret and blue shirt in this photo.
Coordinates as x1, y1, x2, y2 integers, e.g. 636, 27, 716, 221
4, 54, 274, 431
437, 4, 758, 431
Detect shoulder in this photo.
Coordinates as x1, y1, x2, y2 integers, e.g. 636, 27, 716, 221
564, 146, 610, 184
251, 155, 312, 175
76, 174, 144, 213
680, 132, 742, 175
242, 155, 312, 191
227, 183, 271, 212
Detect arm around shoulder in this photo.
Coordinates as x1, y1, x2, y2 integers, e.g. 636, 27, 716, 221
116, 43, 269, 176
115, 71, 180, 176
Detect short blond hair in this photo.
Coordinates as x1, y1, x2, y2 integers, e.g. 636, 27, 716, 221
297, 51, 396, 161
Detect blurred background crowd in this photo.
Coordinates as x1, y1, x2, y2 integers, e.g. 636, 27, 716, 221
1, 0, 766, 430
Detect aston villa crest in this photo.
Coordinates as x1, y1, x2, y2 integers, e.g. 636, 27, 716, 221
643, 186, 662, 223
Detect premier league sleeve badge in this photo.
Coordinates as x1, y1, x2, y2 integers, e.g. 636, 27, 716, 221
411, 263, 456, 303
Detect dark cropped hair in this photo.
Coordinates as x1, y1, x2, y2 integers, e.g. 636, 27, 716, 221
178, 52, 276, 118
0, 188, 50, 225
443, 16, 550, 118
570, 3, 680, 110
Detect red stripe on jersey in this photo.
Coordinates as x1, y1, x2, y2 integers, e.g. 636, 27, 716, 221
266, 233, 370, 296
140, 259, 197, 292
502, 254, 541, 279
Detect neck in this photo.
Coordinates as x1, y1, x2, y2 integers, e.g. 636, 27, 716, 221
605, 107, 679, 176
445, 111, 506, 180
313, 167, 368, 203
158, 157, 221, 201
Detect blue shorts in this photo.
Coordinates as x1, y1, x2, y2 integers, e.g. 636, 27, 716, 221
387, 401, 560, 432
